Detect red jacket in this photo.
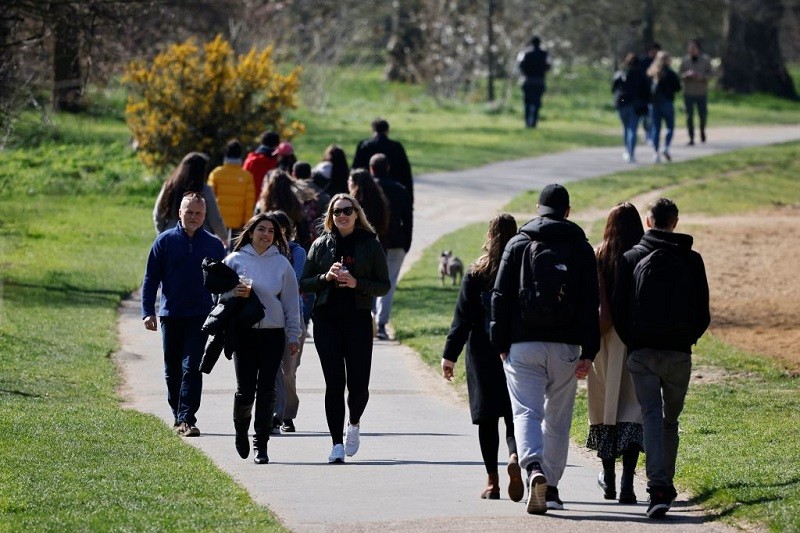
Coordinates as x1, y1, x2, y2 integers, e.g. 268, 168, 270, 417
243, 151, 278, 197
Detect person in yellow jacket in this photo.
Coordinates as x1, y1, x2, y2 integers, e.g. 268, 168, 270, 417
208, 140, 256, 245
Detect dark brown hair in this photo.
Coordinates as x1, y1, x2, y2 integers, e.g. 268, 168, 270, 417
256, 169, 305, 224
156, 152, 210, 221
348, 168, 389, 239
470, 213, 518, 287
596, 202, 644, 304
233, 212, 289, 257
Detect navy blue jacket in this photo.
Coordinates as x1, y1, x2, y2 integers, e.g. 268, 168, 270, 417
141, 223, 225, 319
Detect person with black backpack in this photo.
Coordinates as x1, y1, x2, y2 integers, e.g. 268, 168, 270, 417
491, 184, 600, 514
516, 36, 551, 128
612, 198, 710, 519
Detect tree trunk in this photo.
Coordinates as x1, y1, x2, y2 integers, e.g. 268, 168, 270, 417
385, 0, 424, 82
721, 0, 798, 99
52, 10, 84, 112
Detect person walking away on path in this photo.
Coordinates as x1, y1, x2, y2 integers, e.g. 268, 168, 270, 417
224, 213, 302, 464
274, 141, 297, 172
208, 140, 256, 247
243, 130, 280, 200
142, 193, 226, 437
369, 154, 413, 341
153, 152, 228, 246
268, 210, 307, 434
612, 53, 651, 164
300, 194, 389, 463
318, 144, 351, 197
647, 51, 681, 163
491, 183, 600, 515
516, 36, 551, 128
638, 42, 661, 145
348, 168, 390, 244
612, 198, 710, 518
256, 170, 312, 250
352, 118, 414, 205
293, 161, 331, 250
441, 214, 525, 502
586, 203, 644, 505
679, 39, 713, 145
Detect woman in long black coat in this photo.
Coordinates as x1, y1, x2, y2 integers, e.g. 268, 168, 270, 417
441, 213, 522, 502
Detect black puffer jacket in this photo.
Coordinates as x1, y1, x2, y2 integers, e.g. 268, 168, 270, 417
490, 216, 600, 359
199, 258, 265, 374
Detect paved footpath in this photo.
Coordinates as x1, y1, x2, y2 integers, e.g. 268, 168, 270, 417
117, 125, 799, 532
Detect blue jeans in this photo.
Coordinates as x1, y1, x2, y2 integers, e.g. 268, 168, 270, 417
160, 316, 207, 425
375, 248, 406, 327
503, 341, 580, 486
627, 348, 692, 489
618, 105, 641, 160
651, 99, 675, 153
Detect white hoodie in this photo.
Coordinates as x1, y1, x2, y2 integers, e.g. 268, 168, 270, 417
224, 244, 302, 343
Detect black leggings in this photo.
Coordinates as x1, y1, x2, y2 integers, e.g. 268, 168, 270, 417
478, 416, 517, 474
313, 310, 374, 445
232, 328, 285, 439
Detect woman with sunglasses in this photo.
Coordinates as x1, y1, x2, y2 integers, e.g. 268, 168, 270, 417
300, 193, 390, 463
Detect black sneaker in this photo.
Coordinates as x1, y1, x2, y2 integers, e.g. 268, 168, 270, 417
270, 417, 282, 435
646, 486, 672, 518
281, 419, 296, 433
376, 324, 389, 341
545, 485, 564, 510
525, 462, 547, 514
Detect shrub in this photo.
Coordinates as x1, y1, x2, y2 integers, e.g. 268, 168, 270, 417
123, 34, 304, 169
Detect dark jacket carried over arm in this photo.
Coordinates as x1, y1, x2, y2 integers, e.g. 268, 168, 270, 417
199, 257, 266, 374
490, 216, 600, 359
612, 229, 710, 354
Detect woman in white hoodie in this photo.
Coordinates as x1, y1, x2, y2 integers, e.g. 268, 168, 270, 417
224, 212, 302, 464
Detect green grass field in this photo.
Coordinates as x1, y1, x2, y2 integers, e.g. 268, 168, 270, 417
1, 63, 799, 529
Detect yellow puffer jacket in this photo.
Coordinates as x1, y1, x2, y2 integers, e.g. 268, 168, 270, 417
208, 163, 256, 230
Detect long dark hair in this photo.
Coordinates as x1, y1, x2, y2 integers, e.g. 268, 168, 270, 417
470, 213, 518, 288
233, 212, 289, 257
348, 168, 390, 239
157, 152, 210, 221
324, 144, 350, 195
596, 202, 644, 304
256, 169, 305, 223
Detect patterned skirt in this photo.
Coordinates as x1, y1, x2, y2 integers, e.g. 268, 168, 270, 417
586, 422, 643, 460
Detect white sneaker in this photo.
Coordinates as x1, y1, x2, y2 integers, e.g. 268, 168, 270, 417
622, 151, 630, 162
328, 443, 345, 463
344, 423, 360, 456
653, 152, 661, 163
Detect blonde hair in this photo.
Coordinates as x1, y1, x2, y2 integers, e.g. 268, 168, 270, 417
647, 50, 670, 81
323, 193, 375, 234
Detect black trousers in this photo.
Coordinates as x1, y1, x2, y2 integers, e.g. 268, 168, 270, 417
313, 309, 374, 445
232, 328, 285, 439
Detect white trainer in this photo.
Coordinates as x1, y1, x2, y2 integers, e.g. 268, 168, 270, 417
328, 443, 345, 463
344, 423, 360, 456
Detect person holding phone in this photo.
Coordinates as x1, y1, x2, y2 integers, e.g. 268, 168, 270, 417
300, 194, 390, 463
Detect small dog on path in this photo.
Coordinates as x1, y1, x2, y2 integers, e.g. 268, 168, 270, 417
439, 251, 464, 286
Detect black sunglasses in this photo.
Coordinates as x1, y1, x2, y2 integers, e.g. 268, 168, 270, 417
333, 207, 355, 216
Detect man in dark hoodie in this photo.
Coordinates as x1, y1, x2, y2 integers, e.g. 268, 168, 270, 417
612, 198, 710, 519
352, 118, 414, 204
491, 183, 599, 515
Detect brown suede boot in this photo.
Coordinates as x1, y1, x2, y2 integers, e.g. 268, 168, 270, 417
481, 472, 500, 499
507, 453, 524, 502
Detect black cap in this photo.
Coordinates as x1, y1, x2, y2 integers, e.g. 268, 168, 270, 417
538, 184, 569, 218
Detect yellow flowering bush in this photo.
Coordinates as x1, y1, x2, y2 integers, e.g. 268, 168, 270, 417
123, 35, 304, 169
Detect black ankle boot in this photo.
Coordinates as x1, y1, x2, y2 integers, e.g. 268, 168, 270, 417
253, 436, 269, 464
599, 457, 616, 500
619, 448, 639, 503
235, 430, 249, 459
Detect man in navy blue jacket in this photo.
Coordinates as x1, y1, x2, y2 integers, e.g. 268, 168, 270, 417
612, 198, 710, 519
142, 192, 225, 437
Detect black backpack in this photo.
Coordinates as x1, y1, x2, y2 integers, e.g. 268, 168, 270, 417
630, 245, 693, 339
518, 239, 577, 329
